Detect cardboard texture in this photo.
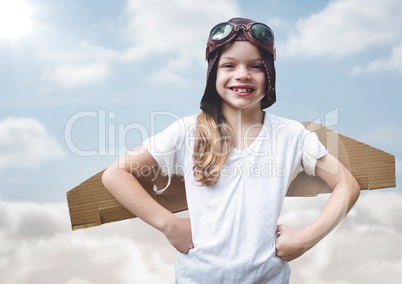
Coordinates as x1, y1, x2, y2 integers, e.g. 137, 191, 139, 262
67, 122, 396, 230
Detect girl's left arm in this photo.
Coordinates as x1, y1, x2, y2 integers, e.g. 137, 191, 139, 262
275, 153, 360, 262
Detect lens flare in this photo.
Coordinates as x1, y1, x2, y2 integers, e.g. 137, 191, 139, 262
0, 0, 33, 39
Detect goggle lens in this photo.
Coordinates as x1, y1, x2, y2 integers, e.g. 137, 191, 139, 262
210, 23, 233, 41
250, 23, 274, 43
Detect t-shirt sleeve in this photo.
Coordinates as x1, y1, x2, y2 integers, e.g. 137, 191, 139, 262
301, 129, 328, 176
142, 119, 184, 175
141, 119, 186, 194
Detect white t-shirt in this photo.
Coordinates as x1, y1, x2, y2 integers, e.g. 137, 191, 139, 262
143, 112, 328, 284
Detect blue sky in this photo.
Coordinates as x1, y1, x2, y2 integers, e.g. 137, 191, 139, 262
0, 0, 401, 283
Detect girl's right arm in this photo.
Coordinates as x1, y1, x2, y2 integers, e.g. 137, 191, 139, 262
101, 145, 193, 253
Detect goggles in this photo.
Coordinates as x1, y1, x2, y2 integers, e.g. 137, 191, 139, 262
206, 21, 276, 60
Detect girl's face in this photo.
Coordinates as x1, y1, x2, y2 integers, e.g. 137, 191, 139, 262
215, 41, 266, 114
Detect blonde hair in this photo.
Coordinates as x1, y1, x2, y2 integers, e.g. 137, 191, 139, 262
193, 106, 233, 186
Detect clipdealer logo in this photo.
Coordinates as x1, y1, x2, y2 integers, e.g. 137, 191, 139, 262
64, 110, 182, 157
221, 159, 286, 178
64, 108, 340, 166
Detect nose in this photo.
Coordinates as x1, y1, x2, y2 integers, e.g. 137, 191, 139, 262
236, 66, 251, 81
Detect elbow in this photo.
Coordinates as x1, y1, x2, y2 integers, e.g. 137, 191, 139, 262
101, 162, 133, 194
352, 176, 360, 202
347, 174, 360, 208
101, 166, 114, 192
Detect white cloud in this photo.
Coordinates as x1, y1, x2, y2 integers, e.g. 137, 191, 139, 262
351, 41, 402, 74
1, 190, 402, 283
104, 0, 243, 87
280, 190, 402, 284
147, 68, 189, 88
352, 123, 402, 152
41, 40, 117, 89
116, 0, 242, 88
66, 279, 95, 284
46, 63, 111, 88
0, 199, 176, 284
121, 0, 241, 62
0, 117, 65, 169
43, 40, 119, 63
41, 0, 241, 90
282, 0, 402, 59
145, 53, 198, 87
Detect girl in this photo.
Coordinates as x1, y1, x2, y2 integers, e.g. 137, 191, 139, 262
102, 17, 360, 284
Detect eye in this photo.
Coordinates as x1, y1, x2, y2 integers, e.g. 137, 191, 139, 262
222, 63, 235, 69
251, 64, 264, 70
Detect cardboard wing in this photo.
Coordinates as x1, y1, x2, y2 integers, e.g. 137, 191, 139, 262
67, 122, 396, 230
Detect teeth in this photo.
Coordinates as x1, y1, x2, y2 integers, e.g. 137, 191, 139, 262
234, 88, 252, 93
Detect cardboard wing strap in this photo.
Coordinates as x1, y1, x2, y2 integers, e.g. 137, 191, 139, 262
67, 122, 396, 230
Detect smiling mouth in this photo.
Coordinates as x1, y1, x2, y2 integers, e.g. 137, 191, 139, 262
230, 87, 254, 93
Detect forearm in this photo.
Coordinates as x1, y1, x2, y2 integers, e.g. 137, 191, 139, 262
301, 179, 359, 247
102, 146, 193, 253
276, 154, 360, 262
102, 161, 176, 234
302, 157, 360, 247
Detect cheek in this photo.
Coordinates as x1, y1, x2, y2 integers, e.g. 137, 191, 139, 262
215, 72, 227, 92
258, 74, 267, 94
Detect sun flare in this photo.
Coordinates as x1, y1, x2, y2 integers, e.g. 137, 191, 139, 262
0, 0, 33, 39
